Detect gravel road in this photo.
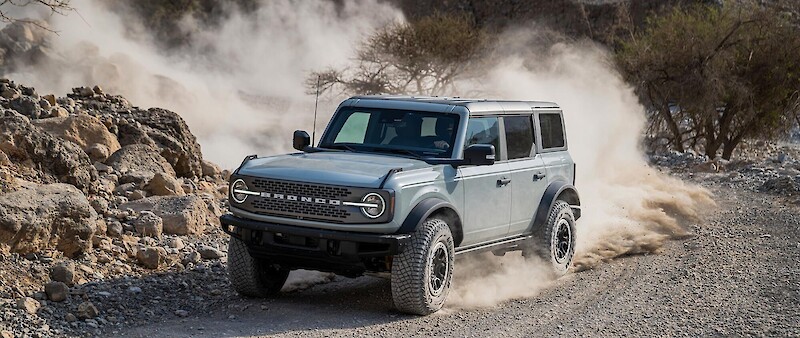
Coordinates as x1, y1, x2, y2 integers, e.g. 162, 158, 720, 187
116, 178, 800, 338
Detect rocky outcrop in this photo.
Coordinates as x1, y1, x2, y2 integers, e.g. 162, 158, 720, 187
0, 183, 97, 257
0, 111, 97, 192
105, 144, 176, 179
121, 108, 204, 178
32, 114, 121, 158
121, 195, 218, 235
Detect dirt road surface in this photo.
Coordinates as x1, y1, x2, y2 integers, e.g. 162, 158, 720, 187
117, 180, 800, 337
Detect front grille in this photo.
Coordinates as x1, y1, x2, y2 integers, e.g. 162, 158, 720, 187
248, 179, 353, 221
251, 179, 352, 200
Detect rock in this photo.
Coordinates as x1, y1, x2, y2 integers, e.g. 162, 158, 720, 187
92, 85, 104, 95
129, 190, 147, 201
175, 309, 189, 317
0, 183, 97, 257
32, 115, 121, 155
42, 94, 56, 106
1, 331, 12, 338
183, 251, 201, 265
121, 195, 217, 235
201, 160, 221, 177
119, 171, 152, 185
137, 246, 165, 269
127, 286, 142, 294
64, 313, 77, 322
106, 221, 123, 238
89, 198, 109, 215
113, 182, 136, 196
0, 84, 19, 100
198, 246, 224, 259
44, 281, 69, 302
105, 144, 176, 179
76, 301, 99, 319
114, 108, 204, 178
74, 87, 95, 97
85, 143, 110, 162
0, 112, 97, 192
133, 212, 163, 238
49, 106, 69, 118
9, 96, 44, 118
50, 262, 76, 284
166, 237, 185, 249
17, 297, 39, 314
145, 172, 185, 196
39, 98, 51, 110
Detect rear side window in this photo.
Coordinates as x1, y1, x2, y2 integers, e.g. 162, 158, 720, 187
539, 113, 565, 149
503, 115, 535, 159
465, 117, 500, 152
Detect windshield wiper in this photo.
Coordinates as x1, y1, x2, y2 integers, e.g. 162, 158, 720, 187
326, 144, 358, 152
375, 148, 423, 159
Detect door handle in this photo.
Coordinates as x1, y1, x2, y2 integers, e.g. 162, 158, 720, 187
533, 172, 546, 181
497, 177, 511, 186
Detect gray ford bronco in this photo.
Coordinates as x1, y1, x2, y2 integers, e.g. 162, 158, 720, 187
221, 96, 580, 315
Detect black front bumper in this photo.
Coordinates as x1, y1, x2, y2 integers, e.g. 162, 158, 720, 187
220, 214, 410, 276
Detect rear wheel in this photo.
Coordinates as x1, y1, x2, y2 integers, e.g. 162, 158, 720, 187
391, 218, 454, 315
524, 200, 576, 275
228, 237, 289, 297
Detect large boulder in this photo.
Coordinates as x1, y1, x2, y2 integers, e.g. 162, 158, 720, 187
115, 108, 203, 178
121, 195, 217, 235
32, 115, 121, 157
105, 144, 176, 179
0, 182, 97, 257
0, 111, 97, 192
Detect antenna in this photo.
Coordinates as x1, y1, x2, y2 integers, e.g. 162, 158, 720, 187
312, 76, 321, 146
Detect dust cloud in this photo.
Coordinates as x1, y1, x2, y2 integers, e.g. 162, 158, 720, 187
4, 1, 714, 309
448, 32, 715, 308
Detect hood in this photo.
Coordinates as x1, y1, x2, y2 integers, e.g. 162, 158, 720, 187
236, 151, 433, 188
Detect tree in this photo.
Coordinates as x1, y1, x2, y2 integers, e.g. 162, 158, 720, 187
617, 3, 800, 159
308, 13, 487, 96
0, 0, 72, 30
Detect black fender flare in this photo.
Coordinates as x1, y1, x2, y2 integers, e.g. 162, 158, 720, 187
396, 197, 462, 237
533, 181, 581, 229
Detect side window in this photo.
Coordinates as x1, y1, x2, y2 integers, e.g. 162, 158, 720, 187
503, 115, 535, 159
465, 117, 500, 152
334, 112, 369, 143
539, 113, 565, 149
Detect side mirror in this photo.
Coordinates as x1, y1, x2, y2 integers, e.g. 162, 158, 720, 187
293, 130, 311, 151
463, 144, 496, 166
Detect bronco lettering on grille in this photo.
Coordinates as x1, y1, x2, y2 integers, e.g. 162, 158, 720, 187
260, 192, 342, 206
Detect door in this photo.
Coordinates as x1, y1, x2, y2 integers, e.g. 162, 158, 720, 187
457, 116, 511, 246
503, 115, 549, 235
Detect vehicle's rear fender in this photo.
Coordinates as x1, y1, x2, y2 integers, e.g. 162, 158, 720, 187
533, 181, 581, 229
396, 198, 463, 246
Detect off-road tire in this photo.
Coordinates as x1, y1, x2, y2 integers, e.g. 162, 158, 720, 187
228, 237, 289, 298
391, 218, 454, 315
524, 200, 576, 275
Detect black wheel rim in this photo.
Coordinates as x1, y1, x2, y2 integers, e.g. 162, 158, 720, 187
429, 242, 449, 296
554, 219, 572, 263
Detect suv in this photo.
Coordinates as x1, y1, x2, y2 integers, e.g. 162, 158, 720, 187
221, 96, 581, 315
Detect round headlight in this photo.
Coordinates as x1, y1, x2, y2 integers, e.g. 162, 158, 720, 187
231, 179, 248, 203
361, 193, 386, 219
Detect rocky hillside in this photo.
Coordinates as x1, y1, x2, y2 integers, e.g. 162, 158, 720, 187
0, 79, 231, 337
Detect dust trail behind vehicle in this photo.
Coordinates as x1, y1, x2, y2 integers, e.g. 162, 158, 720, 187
448, 32, 714, 308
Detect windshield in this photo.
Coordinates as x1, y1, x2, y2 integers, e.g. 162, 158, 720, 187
320, 108, 460, 158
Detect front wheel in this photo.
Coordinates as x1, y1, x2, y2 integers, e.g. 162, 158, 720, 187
227, 237, 290, 298
391, 218, 454, 315
524, 200, 576, 275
